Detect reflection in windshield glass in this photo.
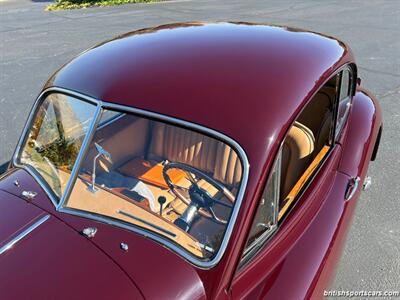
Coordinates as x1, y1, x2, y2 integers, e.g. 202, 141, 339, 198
18, 93, 96, 199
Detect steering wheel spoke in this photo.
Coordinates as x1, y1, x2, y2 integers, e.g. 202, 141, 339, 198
206, 207, 228, 225
184, 170, 199, 186
209, 196, 233, 208
163, 161, 236, 225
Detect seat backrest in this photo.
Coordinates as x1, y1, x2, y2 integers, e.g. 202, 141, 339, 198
297, 87, 334, 153
149, 123, 242, 186
280, 121, 315, 200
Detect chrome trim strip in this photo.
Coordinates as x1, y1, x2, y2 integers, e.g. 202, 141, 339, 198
97, 112, 125, 130
117, 210, 177, 237
272, 149, 282, 225
11, 87, 250, 269
242, 148, 281, 258
240, 142, 284, 263
241, 224, 277, 265
0, 215, 50, 255
57, 104, 103, 209
334, 64, 354, 139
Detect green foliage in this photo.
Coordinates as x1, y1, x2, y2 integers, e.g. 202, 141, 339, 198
40, 138, 80, 171
46, 0, 162, 10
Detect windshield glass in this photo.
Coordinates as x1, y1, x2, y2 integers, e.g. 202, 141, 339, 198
64, 108, 244, 260
17, 93, 97, 200
17, 93, 245, 261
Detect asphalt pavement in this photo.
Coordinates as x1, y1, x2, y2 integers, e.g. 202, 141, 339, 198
1, 0, 399, 297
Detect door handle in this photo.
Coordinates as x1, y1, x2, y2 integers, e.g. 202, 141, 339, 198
345, 176, 360, 201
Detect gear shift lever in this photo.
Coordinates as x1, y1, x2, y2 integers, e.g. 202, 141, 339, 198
158, 196, 166, 215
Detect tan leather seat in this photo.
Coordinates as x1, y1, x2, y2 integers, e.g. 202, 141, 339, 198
297, 87, 334, 153
280, 121, 315, 201
149, 123, 242, 187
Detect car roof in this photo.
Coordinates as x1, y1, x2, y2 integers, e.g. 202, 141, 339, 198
46, 22, 353, 167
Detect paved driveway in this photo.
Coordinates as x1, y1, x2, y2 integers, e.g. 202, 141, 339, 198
1, 0, 399, 296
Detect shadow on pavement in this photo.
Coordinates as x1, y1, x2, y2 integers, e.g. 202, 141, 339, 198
0, 162, 10, 175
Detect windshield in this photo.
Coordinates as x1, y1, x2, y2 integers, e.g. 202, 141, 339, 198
17, 93, 97, 199
17, 93, 245, 261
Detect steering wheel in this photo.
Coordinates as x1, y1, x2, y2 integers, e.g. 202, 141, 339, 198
163, 161, 235, 231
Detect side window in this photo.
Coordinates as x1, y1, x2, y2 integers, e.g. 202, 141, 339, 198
242, 71, 343, 263
242, 151, 280, 259
278, 74, 339, 220
336, 68, 353, 137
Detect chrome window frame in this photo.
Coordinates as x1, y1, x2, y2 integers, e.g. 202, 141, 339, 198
240, 148, 281, 264
97, 111, 126, 130
12, 87, 250, 269
335, 65, 354, 139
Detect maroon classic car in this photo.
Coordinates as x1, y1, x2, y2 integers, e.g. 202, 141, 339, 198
0, 22, 382, 299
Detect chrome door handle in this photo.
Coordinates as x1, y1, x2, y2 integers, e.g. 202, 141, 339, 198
345, 176, 360, 201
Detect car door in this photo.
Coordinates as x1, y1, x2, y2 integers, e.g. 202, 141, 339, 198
230, 66, 362, 299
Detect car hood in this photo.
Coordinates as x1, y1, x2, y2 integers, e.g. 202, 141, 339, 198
0, 189, 143, 300
0, 168, 206, 300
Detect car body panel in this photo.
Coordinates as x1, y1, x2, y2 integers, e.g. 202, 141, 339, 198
0, 169, 54, 213
54, 213, 206, 300
338, 88, 382, 178
0, 168, 206, 300
231, 144, 344, 299
0, 191, 143, 300
0, 190, 43, 246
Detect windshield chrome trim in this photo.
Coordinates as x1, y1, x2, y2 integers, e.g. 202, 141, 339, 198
0, 214, 50, 255
97, 112, 126, 130
12, 86, 250, 269
57, 104, 103, 210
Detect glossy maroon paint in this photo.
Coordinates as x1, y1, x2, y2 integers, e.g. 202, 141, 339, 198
0, 169, 206, 300
0, 190, 143, 299
0, 22, 382, 299
46, 22, 352, 175
338, 87, 382, 178
0, 190, 43, 243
